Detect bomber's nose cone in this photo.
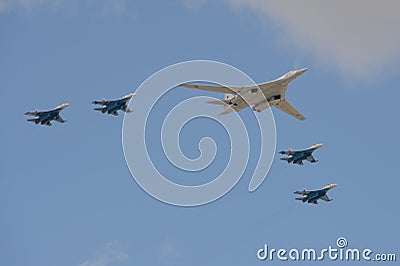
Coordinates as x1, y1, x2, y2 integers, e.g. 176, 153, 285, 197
297, 68, 308, 74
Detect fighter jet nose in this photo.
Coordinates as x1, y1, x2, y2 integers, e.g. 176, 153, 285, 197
325, 184, 337, 189
124, 93, 136, 99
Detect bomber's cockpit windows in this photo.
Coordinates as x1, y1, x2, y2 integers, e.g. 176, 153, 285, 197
285, 71, 295, 78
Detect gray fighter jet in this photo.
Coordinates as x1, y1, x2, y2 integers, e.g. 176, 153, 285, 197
24, 103, 70, 126
294, 184, 337, 204
92, 93, 136, 116
279, 143, 323, 165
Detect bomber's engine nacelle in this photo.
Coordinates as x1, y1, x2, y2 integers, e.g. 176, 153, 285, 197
252, 100, 270, 112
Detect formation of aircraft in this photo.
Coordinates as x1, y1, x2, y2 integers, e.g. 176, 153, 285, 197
24, 93, 136, 127
294, 184, 337, 204
279, 143, 323, 165
24, 68, 337, 205
24, 103, 70, 126
180, 68, 307, 120
92, 93, 136, 116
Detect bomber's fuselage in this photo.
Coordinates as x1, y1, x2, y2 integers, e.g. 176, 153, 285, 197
223, 68, 308, 114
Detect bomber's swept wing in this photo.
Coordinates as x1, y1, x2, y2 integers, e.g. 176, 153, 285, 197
207, 100, 226, 105
180, 83, 240, 94
274, 100, 306, 121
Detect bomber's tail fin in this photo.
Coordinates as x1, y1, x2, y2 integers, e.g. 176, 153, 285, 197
207, 95, 232, 115
206, 94, 236, 115
207, 93, 234, 105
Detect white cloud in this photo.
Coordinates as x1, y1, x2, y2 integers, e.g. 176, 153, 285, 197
0, 0, 127, 14
182, 0, 208, 11
0, 0, 58, 13
0, 1, 8, 12
80, 241, 129, 266
111, 0, 126, 13
102, 0, 127, 15
226, 0, 400, 77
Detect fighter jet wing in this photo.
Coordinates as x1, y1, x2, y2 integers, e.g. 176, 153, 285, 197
320, 195, 331, 202
55, 115, 66, 123
306, 154, 317, 163
274, 100, 306, 121
180, 83, 241, 94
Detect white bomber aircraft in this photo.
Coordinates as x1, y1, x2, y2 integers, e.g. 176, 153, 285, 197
180, 68, 308, 120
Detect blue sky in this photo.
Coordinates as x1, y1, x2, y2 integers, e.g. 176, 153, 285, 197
1, 1, 399, 265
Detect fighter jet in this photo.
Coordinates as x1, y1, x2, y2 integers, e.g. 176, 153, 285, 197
180, 68, 308, 120
92, 93, 136, 116
24, 103, 70, 126
279, 143, 323, 165
294, 184, 337, 204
